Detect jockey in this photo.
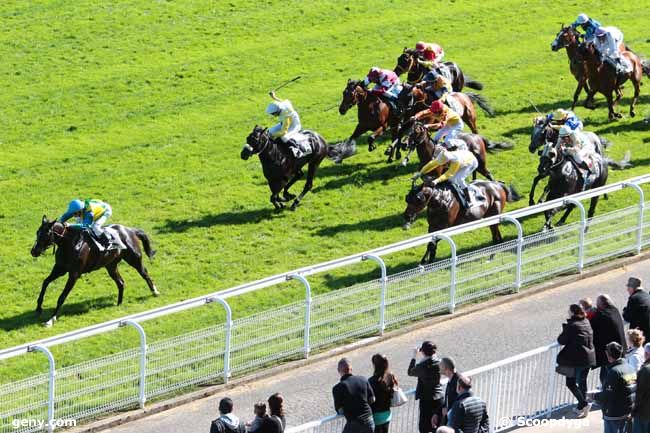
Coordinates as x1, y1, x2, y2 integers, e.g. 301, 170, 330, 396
420, 69, 453, 102
363, 67, 403, 102
411, 146, 478, 209
58, 199, 113, 250
557, 125, 596, 190
571, 13, 602, 43
411, 100, 464, 147
266, 91, 309, 159
593, 27, 629, 76
415, 41, 445, 68
547, 108, 583, 133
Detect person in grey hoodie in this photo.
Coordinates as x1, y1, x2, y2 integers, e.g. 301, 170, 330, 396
211, 398, 247, 433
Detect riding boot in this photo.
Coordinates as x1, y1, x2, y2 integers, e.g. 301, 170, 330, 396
462, 187, 473, 208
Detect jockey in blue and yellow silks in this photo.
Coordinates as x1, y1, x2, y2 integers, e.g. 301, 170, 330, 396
59, 199, 113, 250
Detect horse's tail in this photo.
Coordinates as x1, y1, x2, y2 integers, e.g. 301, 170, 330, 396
642, 60, 650, 79
466, 92, 495, 117
135, 229, 156, 259
484, 137, 514, 153
464, 76, 484, 91
499, 182, 522, 202
598, 135, 612, 150
604, 150, 633, 170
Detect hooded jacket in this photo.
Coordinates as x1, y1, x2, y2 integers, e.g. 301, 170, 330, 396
210, 414, 246, 433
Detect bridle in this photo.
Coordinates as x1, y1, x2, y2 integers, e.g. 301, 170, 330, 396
250, 130, 271, 155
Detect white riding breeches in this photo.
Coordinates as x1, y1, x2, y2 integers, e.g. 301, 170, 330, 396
450, 158, 478, 189
434, 122, 464, 144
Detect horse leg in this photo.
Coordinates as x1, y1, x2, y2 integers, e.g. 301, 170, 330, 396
106, 261, 126, 305
44, 272, 80, 327
556, 204, 574, 226
605, 92, 619, 120
629, 77, 640, 118
529, 175, 542, 206
420, 240, 439, 265
584, 88, 597, 109
487, 224, 504, 261
543, 208, 559, 231
36, 265, 67, 315
476, 155, 494, 181
368, 125, 385, 152
282, 170, 304, 201
571, 79, 585, 110
122, 251, 160, 296
291, 162, 319, 210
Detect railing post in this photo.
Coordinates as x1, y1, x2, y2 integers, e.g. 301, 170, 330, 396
434, 234, 457, 313
500, 216, 523, 292
120, 320, 147, 409
624, 182, 645, 254
288, 274, 311, 358
564, 198, 586, 273
206, 297, 233, 383
362, 254, 388, 335
29, 345, 56, 433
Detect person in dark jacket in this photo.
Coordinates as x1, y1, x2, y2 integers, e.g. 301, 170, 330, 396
448, 374, 489, 433
623, 277, 650, 341
210, 398, 247, 433
590, 342, 637, 433
259, 393, 286, 433
591, 295, 628, 385
557, 304, 596, 418
633, 344, 650, 433
333, 358, 375, 433
368, 354, 398, 433
440, 357, 459, 425
408, 341, 445, 433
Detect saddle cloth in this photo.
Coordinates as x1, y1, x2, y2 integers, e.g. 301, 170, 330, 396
446, 95, 463, 117
444, 138, 468, 151
467, 183, 486, 207
436, 64, 452, 82
285, 131, 316, 158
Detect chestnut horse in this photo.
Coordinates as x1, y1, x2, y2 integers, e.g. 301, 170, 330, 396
403, 181, 521, 264
551, 25, 595, 109
393, 48, 484, 91
31, 217, 159, 327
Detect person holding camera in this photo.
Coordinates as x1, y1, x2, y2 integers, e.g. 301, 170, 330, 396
408, 341, 445, 433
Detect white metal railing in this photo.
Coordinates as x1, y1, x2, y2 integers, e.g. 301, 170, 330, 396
1, 174, 649, 432
285, 342, 601, 433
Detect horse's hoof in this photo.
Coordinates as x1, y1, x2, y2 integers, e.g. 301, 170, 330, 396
152, 287, 160, 297
402, 223, 411, 230
387, 157, 393, 163
43, 317, 56, 328
368, 145, 376, 152
630, 111, 636, 118
383, 148, 392, 156
290, 201, 300, 211
35, 307, 42, 316
283, 193, 296, 201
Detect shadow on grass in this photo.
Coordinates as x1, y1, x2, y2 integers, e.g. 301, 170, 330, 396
0, 296, 116, 331
157, 208, 282, 233
495, 99, 575, 117
314, 213, 404, 237
594, 118, 650, 135
313, 161, 408, 193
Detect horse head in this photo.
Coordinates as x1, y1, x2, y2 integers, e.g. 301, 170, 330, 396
241, 125, 270, 160
403, 183, 434, 229
394, 50, 416, 75
339, 79, 365, 115
537, 139, 561, 175
407, 121, 430, 152
529, 116, 549, 153
551, 25, 578, 51
31, 216, 64, 257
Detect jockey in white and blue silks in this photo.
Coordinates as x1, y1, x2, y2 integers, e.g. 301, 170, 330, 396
363, 67, 402, 102
58, 199, 113, 250
571, 13, 602, 43
593, 27, 630, 74
266, 91, 310, 159
548, 109, 583, 133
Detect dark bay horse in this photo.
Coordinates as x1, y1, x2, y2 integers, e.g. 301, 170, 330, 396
31, 217, 159, 327
551, 26, 594, 109
393, 48, 484, 91
403, 181, 521, 264
337, 79, 402, 162
241, 125, 329, 210
583, 42, 648, 120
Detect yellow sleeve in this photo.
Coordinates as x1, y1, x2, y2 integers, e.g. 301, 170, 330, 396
419, 60, 435, 68
445, 109, 461, 125
436, 161, 460, 183
419, 158, 441, 175
279, 115, 291, 136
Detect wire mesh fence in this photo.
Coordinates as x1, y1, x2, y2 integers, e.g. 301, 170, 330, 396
1, 178, 647, 432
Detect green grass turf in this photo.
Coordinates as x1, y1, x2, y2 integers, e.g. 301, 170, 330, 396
1, 0, 649, 384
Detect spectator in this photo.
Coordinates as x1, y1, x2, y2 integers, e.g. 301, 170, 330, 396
556, 304, 596, 418
246, 402, 266, 433
591, 342, 637, 433
211, 398, 247, 433
368, 354, 398, 433
408, 341, 445, 433
440, 357, 459, 424
591, 295, 628, 385
436, 428, 454, 433
447, 374, 489, 433
580, 297, 597, 320
633, 343, 650, 433
623, 277, 650, 339
333, 358, 375, 433
259, 393, 285, 433
626, 330, 646, 372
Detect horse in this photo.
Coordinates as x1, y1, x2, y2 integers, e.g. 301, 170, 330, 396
403, 180, 521, 264
531, 138, 608, 231
551, 25, 595, 109
582, 41, 648, 120
241, 125, 329, 210
30, 217, 159, 327
401, 121, 510, 178
336, 79, 402, 162
393, 48, 484, 91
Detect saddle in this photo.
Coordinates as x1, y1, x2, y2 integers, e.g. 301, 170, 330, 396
78, 227, 125, 252
282, 131, 316, 159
